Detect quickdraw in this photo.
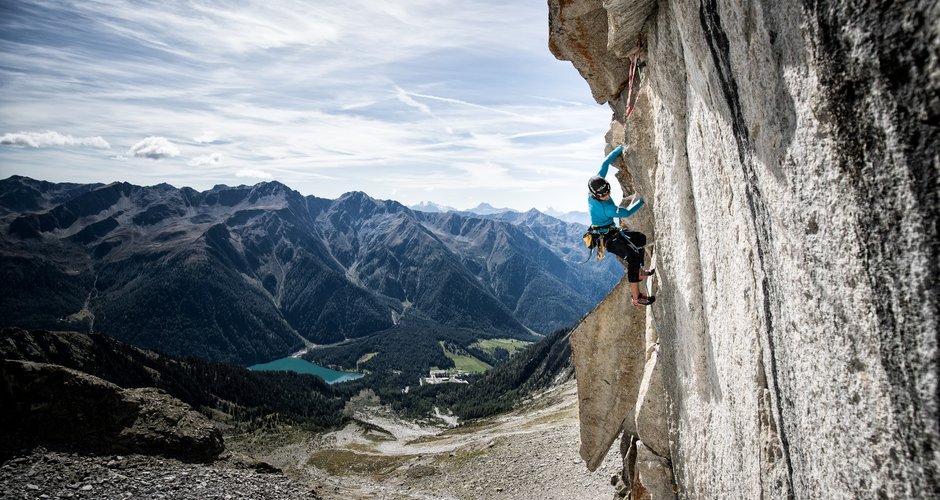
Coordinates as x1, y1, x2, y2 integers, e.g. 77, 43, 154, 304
624, 34, 642, 121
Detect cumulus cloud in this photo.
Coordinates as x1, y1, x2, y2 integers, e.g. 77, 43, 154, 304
0, 130, 110, 149
129, 136, 180, 160
194, 131, 219, 144
235, 168, 273, 179
188, 152, 223, 167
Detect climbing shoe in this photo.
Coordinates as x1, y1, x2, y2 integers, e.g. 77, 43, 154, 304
632, 294, 656, 307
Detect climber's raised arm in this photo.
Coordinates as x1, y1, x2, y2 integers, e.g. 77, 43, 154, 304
596, 145, 624, 178
589, 145, 644, 220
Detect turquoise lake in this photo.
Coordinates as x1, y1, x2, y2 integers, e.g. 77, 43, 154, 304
248, 357, 363, 384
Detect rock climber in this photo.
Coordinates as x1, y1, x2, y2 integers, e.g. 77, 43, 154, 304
586, 145, 655, 307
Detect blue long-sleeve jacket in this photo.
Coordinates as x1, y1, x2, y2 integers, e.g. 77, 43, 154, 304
588, 145, 644, 226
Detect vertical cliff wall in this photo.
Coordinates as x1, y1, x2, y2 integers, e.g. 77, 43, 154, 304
551, 1, 939, 498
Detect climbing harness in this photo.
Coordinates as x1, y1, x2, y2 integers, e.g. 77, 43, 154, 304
582, 224, 649, 262
624, 34, 643, 121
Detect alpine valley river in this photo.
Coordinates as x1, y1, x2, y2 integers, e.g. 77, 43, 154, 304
248, 357, 364, 384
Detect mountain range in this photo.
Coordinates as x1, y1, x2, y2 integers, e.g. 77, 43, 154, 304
0, 175, 620, 368
409, 200, 590, 225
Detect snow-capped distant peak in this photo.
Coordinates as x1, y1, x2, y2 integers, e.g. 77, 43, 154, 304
409, 201, 457, 213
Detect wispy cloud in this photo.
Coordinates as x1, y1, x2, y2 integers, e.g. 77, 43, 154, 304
0, 0, 611, 212
129, 137, 180, 160
394, 86, 433, 116
340, 101, 375, 111
0, 131, 110, 149
405, 90, 537, 121
393, 85, 456, 134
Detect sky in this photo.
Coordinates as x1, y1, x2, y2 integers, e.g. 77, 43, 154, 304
0, 0, 617, 213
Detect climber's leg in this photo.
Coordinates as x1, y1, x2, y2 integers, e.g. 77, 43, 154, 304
617, 231, 655, 307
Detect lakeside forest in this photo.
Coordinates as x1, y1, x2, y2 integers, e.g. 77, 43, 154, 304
0, 325, 573, 435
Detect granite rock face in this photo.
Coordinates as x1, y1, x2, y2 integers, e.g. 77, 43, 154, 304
553, 0, 939, 498
0, 360, 224, 461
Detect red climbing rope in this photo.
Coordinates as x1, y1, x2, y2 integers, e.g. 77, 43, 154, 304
624, 35, 642, 120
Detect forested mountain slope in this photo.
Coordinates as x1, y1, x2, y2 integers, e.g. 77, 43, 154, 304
0, 176, 619, 366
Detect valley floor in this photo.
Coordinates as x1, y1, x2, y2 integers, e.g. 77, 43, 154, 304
230, 380, 622, 500
0, 380, 622, 500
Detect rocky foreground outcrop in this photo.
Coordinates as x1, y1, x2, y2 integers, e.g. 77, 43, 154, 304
552, 1, 938, 498
0, 449, 312, 500
0, 360, 223, 462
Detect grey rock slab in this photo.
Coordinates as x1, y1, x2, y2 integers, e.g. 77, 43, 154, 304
551, 0, 939, 497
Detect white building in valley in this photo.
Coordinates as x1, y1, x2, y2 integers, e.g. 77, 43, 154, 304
420, 369, 469, 385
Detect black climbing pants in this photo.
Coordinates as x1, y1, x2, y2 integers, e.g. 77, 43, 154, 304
604, 230, 646, 283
